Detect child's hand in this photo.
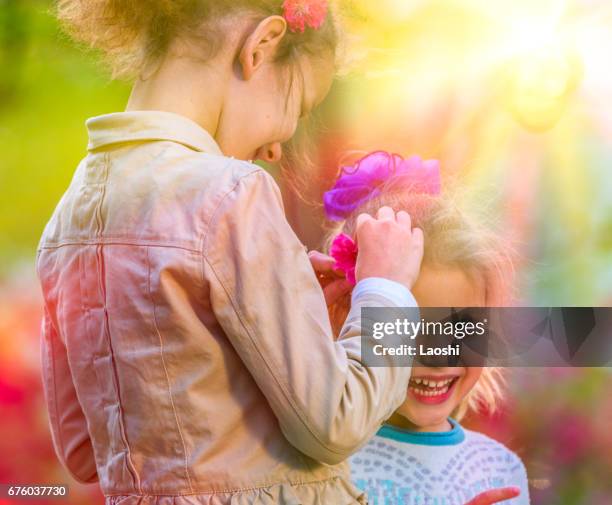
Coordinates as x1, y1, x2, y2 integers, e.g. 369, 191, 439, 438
354, 206, 424, 290
465, 487, 521, 505
308, 250, 353, 306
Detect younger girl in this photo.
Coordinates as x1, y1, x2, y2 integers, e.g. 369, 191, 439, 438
324, 151, 530, 504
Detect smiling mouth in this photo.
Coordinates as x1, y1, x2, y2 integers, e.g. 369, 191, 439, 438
408, 376, 460, 404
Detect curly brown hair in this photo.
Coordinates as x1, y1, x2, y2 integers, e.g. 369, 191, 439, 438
56, 0, 341, 79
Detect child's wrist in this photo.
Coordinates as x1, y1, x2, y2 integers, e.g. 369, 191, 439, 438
352, 277, 417, 308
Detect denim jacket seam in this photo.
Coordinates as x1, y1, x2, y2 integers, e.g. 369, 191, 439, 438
46, 317, 65, 469
95, 153, 143, 493
145, 246, 195, 493
198, 161, 265, 255
38, 239, 201, 253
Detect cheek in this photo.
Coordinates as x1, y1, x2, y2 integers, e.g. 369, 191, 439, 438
275, 96, 300, 140
456, 368, 483, 397
283, 119, 299, 144
257, 105, 296, 145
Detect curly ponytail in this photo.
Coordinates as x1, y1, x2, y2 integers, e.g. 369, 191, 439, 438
56, 0, 339, 79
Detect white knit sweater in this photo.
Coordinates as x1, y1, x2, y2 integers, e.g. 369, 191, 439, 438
350, 419, 530, 505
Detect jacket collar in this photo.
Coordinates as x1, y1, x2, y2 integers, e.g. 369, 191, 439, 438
86, 111, 223, 155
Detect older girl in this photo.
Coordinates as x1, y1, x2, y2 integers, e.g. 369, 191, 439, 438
37, 2, 425, 504
38, 1, 520, 503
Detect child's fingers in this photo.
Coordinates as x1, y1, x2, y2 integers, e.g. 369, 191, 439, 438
355, 212, 373, 230
322, 278, 352, 307
465, 487, 520, 505
396, 210, 412, 229
308, 250, 343, 277
411, 227, 424, 249
376, 206, 395, 221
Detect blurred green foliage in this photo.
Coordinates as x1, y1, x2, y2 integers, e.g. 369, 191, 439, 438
0, 0, 129, 276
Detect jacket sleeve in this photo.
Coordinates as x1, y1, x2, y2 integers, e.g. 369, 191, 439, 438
40, 304, 99, 484
203, 167, 416, 465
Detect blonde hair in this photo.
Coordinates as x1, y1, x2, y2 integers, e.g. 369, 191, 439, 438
56, 0, 341, 79
325, 173, 515, 419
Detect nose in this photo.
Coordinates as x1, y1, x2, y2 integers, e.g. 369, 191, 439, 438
255, 143, 283, 163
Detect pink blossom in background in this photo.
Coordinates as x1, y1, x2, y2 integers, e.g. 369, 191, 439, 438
550, 411, 592, 465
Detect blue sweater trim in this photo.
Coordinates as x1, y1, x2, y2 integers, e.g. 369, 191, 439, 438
377, 418, 465, 446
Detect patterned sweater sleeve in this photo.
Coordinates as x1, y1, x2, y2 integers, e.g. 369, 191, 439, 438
508, 452, 531, 504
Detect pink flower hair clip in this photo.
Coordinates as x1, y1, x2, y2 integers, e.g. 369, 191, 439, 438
330, 233, 358, 286
282, 0, 329, 33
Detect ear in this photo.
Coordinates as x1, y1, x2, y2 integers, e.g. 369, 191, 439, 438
239, 15, 288, 80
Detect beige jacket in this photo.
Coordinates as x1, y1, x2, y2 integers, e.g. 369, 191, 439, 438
36, 111, 414, 505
